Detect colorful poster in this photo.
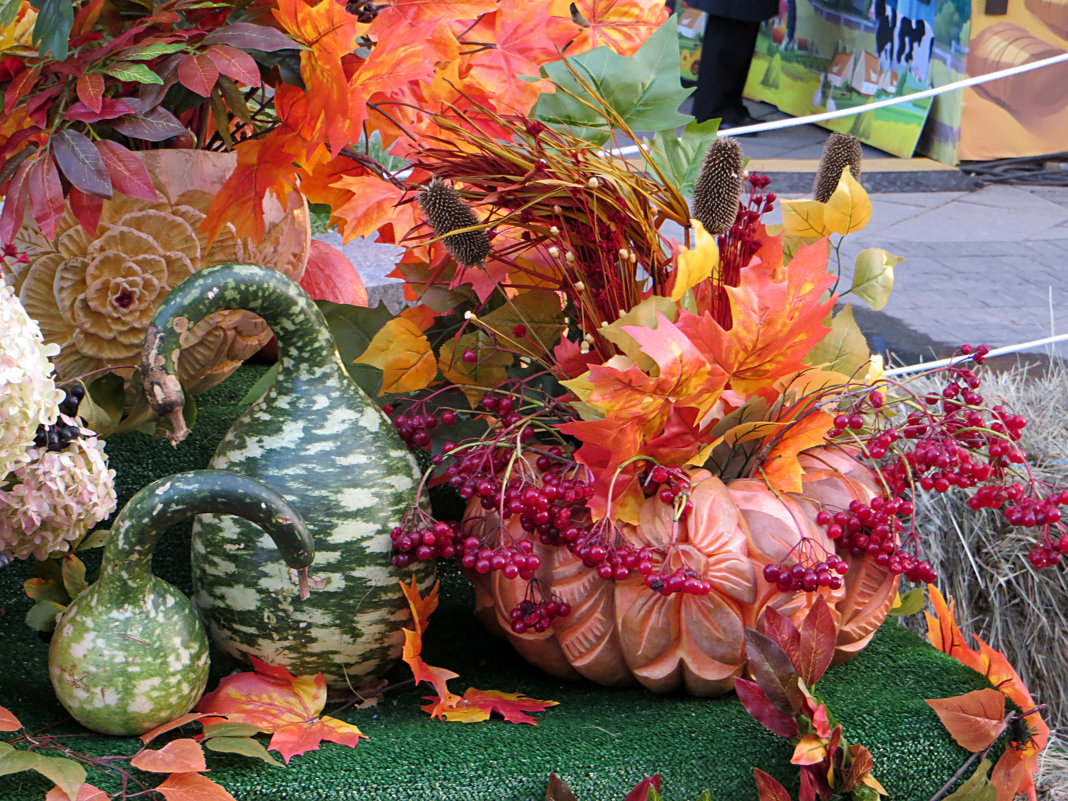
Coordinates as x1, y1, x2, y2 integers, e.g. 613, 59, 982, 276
959, 0, 1068, 161
741, 1, 971, 160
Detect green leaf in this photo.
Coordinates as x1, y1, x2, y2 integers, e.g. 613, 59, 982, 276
0, 0, 22, 31
60, 554, 88, 598
647, 118, 722, 196
849, 248, 903, 311
86, 373, 126, 428
29, 0, 73, 59
317, 300, 394, 396
943, 759, 995, 801
0, 748, 85, 799
103, 62, 165, 85
201, 721, 264, 739
123, 42, 188, 60
889, 587, 928, 617
479, 289, 565, 360
24, 599, 66, 632
804, 304, 870, 377
534, 15, 692, 145
76, 528, 110, 551
239, 362, 279, 406
204, 736, 284, 767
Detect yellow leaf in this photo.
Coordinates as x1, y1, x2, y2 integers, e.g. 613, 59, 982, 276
849, 248, 903, 311
355, 317, 437, 395
804, 304, 870, 378
791, 734, 829, 766
862, 773, 889, 796
823, 167, 872, 236
672, 221, 719, 301
780, 197, 829, 239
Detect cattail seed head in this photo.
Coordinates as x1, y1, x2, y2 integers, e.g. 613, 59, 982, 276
691, 137, 745, 236
813, 133, 863, 203
418, 178, 490, 266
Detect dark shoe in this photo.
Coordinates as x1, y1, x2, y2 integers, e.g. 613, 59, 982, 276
716, 115, 761, 135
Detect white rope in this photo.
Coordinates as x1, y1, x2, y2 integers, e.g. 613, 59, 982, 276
884, 333, 1068, 377
613, 51, 1068, 153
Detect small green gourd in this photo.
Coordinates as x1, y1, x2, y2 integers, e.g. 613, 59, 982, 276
48, 470, 313, 736
142, 263, 434, 688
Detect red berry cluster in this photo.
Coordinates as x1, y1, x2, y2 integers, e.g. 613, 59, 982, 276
509, 595, 571, 634
387, 404, 453, 450
762, 555, 847, 593
461, 536, 542, 580
815, 498, 937, 583
390, 519, 462, 567
644, 566, 713, 595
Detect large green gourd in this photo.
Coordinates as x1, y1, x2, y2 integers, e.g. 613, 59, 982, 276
142, 263, 433, 688
48, 470, 313, 735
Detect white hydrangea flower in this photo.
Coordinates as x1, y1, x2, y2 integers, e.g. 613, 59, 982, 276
0, 417, 118, 561
0, 283, 64, 479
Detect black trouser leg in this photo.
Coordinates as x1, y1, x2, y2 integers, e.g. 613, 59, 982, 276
691, 15, 761, 123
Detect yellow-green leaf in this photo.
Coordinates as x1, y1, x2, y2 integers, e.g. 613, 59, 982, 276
479, 289, 565, 361
672, 220, 719, 301
889, 587, 927, 617
0, 748, 86, 800
355, 317, 437, 396
599, 296, 678, 371
439, 332, 514, 405
60, 554, 87, 599
823, 167, 872, 236
804, 304, 870, 377
942, 759, 996, 801
850, 248, 902, 311
780, 197, 829, 239
204, 736, 284, 767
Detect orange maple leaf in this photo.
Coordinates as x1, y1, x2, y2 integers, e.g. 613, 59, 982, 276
45, 784, 109, 801
399, 577, 556, 724
925, 585, 1049, 801
194, 657, 366, 764
680, 242, 836, 398
130, 739, 208, 773
925, 689, 1007, 752
329, 173, 416, 243
139, 713, 211, 746
758, 407, 836, 494
367, 0, 497, 29
568, 0, 669, 57
155, 772, 237, 801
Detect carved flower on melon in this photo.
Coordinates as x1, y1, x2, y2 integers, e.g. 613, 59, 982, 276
8, 150, 309, 395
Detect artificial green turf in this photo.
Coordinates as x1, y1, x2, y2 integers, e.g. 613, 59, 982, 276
0, 366, 1005, 801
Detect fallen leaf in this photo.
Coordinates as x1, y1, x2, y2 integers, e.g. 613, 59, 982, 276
926, 689, 1008, 752
427, 688, 558, 725
140, 713, 212, 746
130, 739, 207, 773
0, 705, 20, 731
546, 772, 579, 801
155, 772, 238, 801
45, 784, 108, 801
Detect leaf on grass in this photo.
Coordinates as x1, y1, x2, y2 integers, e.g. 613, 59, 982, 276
849, 249, 902, 311
753, 768, 792, 801
840, 744, 876, 793
546, 773, 579, 801
926, 689, 1007, 752
942, 759, 996, 801
428, 688, 558, 725
140, 713, 212, 746
130, 739, 207, 773
798, 596, 836, 686
0, 747, 85, 800
45, 783, 109, 801
0, 705, 21, 731
791, 734, 828, 766
734, 678, 798, 738
194, 656, 365, 763
203, 736, 283, 767
354, 317, 436, 395
155, 772, 238, 801
623, 774, 662, 801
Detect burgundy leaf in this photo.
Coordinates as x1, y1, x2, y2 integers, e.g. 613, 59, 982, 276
735, 678, 799, 738
0, 160, 33, 244
52, 129, 113, 197
753, 769, 792, 801
66, 98, 135, 122
202, 23, 298, 52
4, 65, 41, 112
69, 186, 104, 235
545, 773, 579, 801
28, 156, 66, 241
841, 744, 874, 792
763, 607, 802, 671
745, 628, 802, 715
798, 596, 836, 686
25, 85, 63, 127
109, 98, 188, 141
0, 142, 36, 188
177, 52, 219, 97
623, 775, 662, 801
95, 140, 158, 201
205, 45, 261, 86
76, 72, 104, 112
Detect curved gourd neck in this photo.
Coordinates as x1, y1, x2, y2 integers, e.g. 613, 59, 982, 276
97, 470, 314, 597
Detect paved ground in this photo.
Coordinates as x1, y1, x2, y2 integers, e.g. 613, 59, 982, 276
325, 100, 1068, 368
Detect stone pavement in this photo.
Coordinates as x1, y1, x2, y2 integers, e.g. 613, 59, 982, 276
327, 102, 1068, 367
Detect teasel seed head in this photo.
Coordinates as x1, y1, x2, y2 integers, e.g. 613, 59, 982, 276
418, 178, 490, 266
691, 137, 744, 236
812, 133, 862, 202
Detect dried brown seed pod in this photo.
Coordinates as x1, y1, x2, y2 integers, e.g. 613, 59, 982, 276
691, 137, 744, 236
813, 133, 863, 203
418, 178, 490, 266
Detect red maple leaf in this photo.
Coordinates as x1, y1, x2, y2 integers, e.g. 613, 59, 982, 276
194, 657, 365, 764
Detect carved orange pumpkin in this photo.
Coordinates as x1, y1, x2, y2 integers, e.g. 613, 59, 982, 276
466, 446, 897, 696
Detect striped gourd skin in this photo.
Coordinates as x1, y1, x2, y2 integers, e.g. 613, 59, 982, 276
46, 469, 307, 736
146, 264, 434, 687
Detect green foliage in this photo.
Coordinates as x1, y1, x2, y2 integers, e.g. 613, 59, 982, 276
28, 0, 72, 59
535, 16, 692, 146
316, 299, 394, 397
646, 119, 722, 197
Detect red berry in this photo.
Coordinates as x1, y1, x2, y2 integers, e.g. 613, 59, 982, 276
462, 349, 478, 363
